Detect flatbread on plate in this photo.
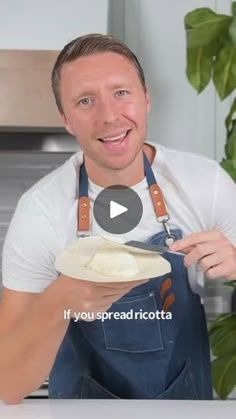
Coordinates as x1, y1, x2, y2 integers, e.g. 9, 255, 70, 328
55, 236, 171, 282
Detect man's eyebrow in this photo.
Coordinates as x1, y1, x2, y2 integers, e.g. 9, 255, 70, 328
110, 83, 129, 89
71, 83, 131, 102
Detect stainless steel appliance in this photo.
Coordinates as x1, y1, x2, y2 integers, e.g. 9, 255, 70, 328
0, 132, 80, 298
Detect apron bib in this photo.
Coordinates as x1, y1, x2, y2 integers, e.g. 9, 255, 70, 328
48, 152, 213, 400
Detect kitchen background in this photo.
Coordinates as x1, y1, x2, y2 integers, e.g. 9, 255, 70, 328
0, 0, 235, 398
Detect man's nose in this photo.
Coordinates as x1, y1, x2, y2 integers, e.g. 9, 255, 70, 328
98, 97, 119, 124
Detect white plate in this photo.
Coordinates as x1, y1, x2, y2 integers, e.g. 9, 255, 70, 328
55, 236, 171, 282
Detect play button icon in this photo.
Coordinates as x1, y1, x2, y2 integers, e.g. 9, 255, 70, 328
93, 185, 143, 234
110, 201, 128, 219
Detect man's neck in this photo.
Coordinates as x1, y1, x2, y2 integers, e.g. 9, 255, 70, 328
84, 143, 156, 188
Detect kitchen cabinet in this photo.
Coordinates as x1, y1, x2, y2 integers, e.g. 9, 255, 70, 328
0, 50, 63, 129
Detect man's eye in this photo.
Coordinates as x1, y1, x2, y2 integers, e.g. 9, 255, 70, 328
116, 90, 128, 96
78, 98, 92, 106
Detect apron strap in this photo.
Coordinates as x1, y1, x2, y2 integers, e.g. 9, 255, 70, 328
143, 152, 170, 223
78, 161, 90, 235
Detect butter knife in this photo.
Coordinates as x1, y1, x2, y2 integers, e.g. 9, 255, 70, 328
125, 240, 185, 256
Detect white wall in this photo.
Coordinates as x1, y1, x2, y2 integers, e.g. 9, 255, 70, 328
0, 0, 108, 50
111, 0, 232, 161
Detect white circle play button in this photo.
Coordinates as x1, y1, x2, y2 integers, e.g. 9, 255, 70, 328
110, 201, 128, 219
93, 185, 143, 234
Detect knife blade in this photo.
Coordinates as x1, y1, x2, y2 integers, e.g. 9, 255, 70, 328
125, 240, 185, 256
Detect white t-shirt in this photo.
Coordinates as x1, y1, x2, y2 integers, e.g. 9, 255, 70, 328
2, 142, 236, 295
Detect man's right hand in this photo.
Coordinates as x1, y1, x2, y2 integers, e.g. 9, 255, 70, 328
55, 274, 149, 321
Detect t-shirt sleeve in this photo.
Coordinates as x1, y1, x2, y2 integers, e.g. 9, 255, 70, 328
211, 164, 236, 245
2, 193, 62, 293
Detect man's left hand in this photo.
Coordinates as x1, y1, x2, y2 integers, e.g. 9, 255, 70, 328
169, 230, 236, 280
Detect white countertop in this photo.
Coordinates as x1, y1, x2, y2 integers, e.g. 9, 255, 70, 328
0, 400, 235, 419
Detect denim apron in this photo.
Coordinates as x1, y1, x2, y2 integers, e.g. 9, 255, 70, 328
48, 152, 213, 400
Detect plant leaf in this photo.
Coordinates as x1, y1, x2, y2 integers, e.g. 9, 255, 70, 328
209, 325, 232, 351
224, 279, 236, 288
225, 97, 236, 134
212, 355, 236, 399
185, 8, 231, 29
186, 47, 213, 92
225, 121, 236, 160
213, 42, 236, 99
229, 16, 236, 45
213, 329, 236, 357
185, 8, 232, 48
209, 314, 236, 347
205, 38, 222, 58
220, 159, 236, 181
209, 313, 234, 335
232, 2, 236, 18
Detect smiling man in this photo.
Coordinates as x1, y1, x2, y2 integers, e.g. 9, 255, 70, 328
0, 34, 236, 404
54, 43, 152, 186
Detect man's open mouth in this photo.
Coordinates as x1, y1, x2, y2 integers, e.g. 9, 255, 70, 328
98, 130, 131, 145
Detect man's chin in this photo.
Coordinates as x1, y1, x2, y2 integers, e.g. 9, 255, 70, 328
102, 150, 142, 172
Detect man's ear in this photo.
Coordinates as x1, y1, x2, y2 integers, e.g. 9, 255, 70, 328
60, 112, 75, 136
145, 86, 151, 113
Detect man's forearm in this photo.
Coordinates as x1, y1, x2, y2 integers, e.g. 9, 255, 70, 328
0, 280, 69, 404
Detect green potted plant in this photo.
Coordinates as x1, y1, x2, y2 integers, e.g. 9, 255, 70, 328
184, 2, 236, 399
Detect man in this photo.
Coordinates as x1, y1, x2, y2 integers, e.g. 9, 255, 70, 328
0, 33, 236, 404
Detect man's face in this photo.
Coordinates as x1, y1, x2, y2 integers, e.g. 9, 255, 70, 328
60, 52, 150, 170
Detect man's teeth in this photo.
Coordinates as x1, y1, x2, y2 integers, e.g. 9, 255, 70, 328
102, 132, 127, 142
